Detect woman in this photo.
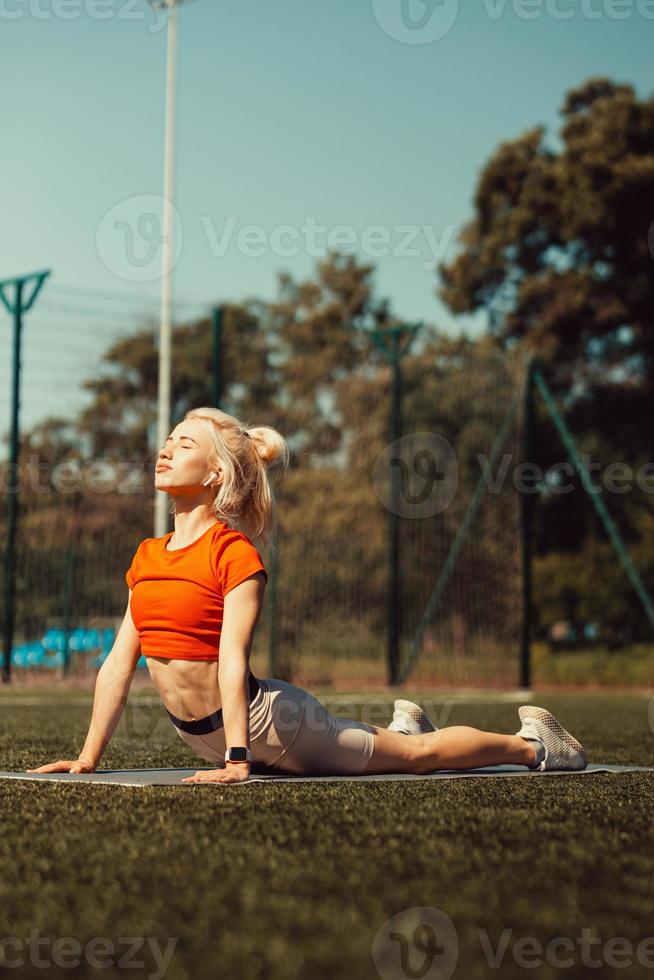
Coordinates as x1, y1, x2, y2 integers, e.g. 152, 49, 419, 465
28, 407, 588, 784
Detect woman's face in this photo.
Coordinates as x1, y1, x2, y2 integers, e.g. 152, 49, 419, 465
154, 419, 217, 496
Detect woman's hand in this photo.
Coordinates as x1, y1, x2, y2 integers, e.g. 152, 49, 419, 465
182, 765, 250, 784
26, 758, 96, 774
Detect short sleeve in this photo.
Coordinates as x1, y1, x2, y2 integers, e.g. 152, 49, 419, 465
125, 540, 146, 590
215, 536, 268, 597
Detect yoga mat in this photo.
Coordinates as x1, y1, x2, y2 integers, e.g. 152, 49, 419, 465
0, 764, 651, 786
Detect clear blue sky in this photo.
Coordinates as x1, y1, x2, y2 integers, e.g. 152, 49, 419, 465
1, 1, 651, 338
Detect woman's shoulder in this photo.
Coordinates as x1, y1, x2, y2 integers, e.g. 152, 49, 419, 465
211, 519, 252, 541
129, 534, 165, 564
208, 520, 260, 555
209, 522, 267, 592
132, 535, 157, 552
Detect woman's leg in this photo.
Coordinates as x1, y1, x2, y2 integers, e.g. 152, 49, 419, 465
361, 724, 536, 775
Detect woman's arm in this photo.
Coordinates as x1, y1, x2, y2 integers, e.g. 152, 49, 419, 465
218, 572, 267, 776
28, 590, 142, 773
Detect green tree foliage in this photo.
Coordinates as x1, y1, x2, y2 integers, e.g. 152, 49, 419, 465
439, 76, 654, 386
437, 76, 654, 642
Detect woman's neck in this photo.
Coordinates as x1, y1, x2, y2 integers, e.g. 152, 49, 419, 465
169, 511, 219, 547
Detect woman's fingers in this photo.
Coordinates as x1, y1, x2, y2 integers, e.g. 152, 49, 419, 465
26, 761, 72, 773
26, 760, 94, 774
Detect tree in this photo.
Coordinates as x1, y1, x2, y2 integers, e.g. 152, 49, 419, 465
437, 76, 654, 642
439, 76, 654, 385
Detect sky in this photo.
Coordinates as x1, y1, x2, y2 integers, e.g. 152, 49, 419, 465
0, 0, 651, 440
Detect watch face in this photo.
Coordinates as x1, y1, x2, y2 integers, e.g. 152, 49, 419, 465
227, 747, 248, 762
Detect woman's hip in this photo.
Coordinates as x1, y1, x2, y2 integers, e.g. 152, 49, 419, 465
169, 676, 376, 774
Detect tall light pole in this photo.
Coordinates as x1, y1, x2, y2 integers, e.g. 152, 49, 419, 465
148, 0, 186, 537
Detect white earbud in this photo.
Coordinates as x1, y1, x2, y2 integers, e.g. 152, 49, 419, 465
202, 471, 218, 488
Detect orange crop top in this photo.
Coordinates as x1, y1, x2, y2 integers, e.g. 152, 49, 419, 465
125, 520, 268, 661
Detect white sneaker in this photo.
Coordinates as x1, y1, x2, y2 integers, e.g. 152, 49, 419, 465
517, 705, 588, 771
388, 699, 437, 736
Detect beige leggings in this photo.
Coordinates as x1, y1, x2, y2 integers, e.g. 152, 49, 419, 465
171, 677, 376, 775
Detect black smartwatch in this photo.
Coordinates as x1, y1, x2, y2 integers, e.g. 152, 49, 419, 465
224, 746, 253, 764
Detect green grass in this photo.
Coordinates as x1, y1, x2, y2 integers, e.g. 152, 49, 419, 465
532, 642, 654, 687
1, 690, 653, 980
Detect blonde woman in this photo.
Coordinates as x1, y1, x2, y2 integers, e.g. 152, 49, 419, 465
28, 407, 587, 784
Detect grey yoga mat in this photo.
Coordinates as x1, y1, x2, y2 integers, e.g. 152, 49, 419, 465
0, 764, 651, 786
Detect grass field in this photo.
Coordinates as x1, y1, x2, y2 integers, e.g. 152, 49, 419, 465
1, 687, 653, 980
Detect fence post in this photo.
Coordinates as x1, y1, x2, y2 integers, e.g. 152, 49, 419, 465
62, 543, 75, 677
519, 357, 535, 689
212, 306, 223, 409
0, 270, 51, 683
370, 322, 421, 686
267, 519, 280, 677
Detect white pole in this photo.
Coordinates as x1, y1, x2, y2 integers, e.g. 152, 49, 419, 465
155, 0, 179, 538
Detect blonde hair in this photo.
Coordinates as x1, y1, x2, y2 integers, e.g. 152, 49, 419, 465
168, 406, 290, 549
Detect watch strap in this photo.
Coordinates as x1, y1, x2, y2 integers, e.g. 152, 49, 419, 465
224, 746, 252, 763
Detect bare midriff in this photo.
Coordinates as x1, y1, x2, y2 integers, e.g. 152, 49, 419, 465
145, 656, 222, 721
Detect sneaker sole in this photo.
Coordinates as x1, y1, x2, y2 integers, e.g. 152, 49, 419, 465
518, 705, 588, 769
